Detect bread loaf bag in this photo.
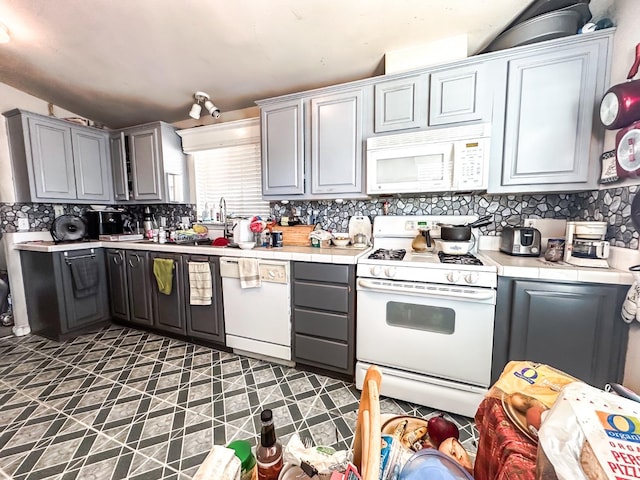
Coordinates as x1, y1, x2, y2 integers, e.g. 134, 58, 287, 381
537, 382, 640, 480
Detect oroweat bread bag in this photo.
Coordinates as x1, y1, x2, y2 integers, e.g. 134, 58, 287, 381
537, 382, 640, 480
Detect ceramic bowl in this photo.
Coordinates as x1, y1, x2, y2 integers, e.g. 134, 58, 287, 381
238, 242, 255, 250
332, 237, 351, 247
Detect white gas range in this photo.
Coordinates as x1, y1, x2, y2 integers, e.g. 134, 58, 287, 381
355, 215, 498, 418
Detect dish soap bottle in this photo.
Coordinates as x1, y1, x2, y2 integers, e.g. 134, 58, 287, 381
256, 409, 283, 480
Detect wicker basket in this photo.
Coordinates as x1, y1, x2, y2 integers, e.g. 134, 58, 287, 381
275, 225, 315, 246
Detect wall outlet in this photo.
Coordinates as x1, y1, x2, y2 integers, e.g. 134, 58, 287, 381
53, 205, 64, 217
181, 216, 190, 226
17, 218, 29, 231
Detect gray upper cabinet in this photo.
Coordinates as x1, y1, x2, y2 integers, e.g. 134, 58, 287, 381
429, 63, 489, 125
71, 128, 111, 201
110, 131, 129, 201
374, 74, 428, 132
3, 109, 113, 203
111, 122, 189, 203
258, 86, 369, 200
260, 99, 305, 196
310, 89, 364, 195
487, 31, 613, 194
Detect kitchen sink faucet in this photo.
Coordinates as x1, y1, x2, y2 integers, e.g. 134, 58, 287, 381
219, 197, 230, 238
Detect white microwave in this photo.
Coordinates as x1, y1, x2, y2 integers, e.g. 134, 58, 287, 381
366, 123, 491, 195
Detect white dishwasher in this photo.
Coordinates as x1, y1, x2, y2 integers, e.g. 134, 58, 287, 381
220, 257, 292, 363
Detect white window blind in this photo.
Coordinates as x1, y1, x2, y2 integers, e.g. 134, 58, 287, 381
193, 143, 270, 219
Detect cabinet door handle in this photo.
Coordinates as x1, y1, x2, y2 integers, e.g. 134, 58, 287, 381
128, 253, 141, 268
113, 251, 124, 265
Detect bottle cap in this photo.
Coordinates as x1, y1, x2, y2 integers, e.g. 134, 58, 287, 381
226, 440, 256, 472
260, 409, 273, 422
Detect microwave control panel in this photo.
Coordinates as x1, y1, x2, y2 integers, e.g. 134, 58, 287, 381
453, 139, 487, 189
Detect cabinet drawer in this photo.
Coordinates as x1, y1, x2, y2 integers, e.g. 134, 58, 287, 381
294, 282, 349, 313
293, 262, 350, 283
294, 334, 349, 370
294, 308, 348, 341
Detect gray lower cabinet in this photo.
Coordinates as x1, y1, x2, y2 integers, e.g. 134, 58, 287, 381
373, 74, 428, 133
3, 109, 112, 203
106, 249, 224, 345
494, 277, 628, 387
292, 262, 356, 376
487, 30, 613, 193
183, 255, 225, 344
105, 249, 130, 321
20, 249, 110, 341
111, 122, 189, 203
125, 250, 154, 327
150, 252, 186, 335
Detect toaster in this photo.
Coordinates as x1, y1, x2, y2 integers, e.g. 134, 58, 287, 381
500, 226, 541, 256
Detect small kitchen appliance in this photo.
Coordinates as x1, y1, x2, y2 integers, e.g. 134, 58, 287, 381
564, 221, 610, 268
499, 226, 541, 256
85, 210, 124, 239
50, 214, 88, 243
232, 218, 253, 245
366, 123, 491, 195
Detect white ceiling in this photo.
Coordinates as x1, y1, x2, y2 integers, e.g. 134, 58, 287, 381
0, 0, 612, 129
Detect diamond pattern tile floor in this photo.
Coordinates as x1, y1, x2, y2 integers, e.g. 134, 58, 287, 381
0, 326, 477, 479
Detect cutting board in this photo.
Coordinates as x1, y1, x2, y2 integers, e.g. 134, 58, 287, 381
348, 216, 372, 245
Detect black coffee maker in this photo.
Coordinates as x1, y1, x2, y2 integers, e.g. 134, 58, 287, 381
85, 210, 124, 239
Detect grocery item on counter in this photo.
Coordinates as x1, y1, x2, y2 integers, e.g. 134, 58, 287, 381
256, 409, 283, 480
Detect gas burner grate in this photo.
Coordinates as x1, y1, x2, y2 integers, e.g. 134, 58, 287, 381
438, 251, 483, 266
368, 248, 406, 261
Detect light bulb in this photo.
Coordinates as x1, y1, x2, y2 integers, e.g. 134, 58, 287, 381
189, 103, 201, 119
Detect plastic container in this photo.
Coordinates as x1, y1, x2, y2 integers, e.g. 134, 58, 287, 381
227, 440, 257, 480
400, 449, 474, 480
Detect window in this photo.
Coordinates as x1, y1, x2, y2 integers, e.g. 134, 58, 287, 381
193, 143, 270, 220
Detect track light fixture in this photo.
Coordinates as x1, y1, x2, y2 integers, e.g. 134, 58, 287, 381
189, 91, 221, 119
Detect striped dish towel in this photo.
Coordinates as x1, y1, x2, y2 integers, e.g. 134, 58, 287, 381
238, 258, 261, 288
188, 261, 212, 305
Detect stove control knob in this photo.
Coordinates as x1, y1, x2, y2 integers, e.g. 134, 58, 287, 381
465, 272, 479, 284
446, 271, 460, 283
370, 265, 382, 277
384, 266, 397, 278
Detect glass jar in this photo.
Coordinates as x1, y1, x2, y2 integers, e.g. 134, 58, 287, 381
544, 238, 565, 262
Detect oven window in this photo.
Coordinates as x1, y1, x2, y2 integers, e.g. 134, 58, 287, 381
386, 301, 455, 334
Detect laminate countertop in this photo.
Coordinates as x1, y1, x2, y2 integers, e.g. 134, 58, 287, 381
478, 249, 634, 285
14, 240, 635, 284
14, 240, 372, 265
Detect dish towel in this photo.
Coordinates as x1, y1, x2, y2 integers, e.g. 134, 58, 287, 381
238, 258, 261, 288
188, 261, 212, 305
153, 258, 175, 295
622, 281, 640, 323
69, 258, 99, 298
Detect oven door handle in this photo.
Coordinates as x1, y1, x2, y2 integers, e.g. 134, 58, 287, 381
357, 278, 495, 301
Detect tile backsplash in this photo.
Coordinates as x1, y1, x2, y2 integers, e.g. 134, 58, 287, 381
272, 185, 640, 250
1, 185, 638, 249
